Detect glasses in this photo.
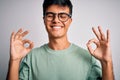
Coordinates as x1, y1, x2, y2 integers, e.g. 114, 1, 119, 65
44, 12, 71, 22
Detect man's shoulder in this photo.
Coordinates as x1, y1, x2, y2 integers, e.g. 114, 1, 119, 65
31, 44, 47, 53
71, 43, 89, 53
71, 43, 92, 59
21, 44, 47, 63
24, 44, 47, 57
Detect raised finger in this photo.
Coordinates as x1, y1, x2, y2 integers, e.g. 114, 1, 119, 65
21, 30, 29, 38
98, 26, 106, 40
14, 28, 23, 39
107, 29, 110, 42
92, 27, 101, 40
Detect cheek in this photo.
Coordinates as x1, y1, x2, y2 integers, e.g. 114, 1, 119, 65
44, 21, 49, 31
64, 20, 71, 29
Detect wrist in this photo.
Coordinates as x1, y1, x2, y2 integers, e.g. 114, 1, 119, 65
101, 59, 113, 69
10, 55, 22, 61
100, 58, 112, 65
101, 59, 114, 80
10, 57, 22, 63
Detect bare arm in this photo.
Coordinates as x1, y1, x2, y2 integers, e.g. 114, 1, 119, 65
7, 29, 34, 80
7, 59, 21, 80
86, 26, 114, 80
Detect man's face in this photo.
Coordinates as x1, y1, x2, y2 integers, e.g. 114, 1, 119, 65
43, 5, 72, 39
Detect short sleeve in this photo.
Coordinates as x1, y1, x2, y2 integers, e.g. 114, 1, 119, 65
19, 61, 29, 80
87, 56, 102, 80
19, 55, 31, 80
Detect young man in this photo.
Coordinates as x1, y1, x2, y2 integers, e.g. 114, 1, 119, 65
7, 0, 114, 80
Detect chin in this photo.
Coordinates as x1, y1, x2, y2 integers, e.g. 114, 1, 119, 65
49, 34, 65, 39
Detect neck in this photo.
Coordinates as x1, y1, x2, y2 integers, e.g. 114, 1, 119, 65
48, 37, 70, 50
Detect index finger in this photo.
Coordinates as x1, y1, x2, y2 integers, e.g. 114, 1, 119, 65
23, 39, 34, 49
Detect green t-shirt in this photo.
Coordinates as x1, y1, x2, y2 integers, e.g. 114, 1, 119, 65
19, 43, 102, 80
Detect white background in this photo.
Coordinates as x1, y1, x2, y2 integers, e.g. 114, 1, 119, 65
0, 0, 120, 80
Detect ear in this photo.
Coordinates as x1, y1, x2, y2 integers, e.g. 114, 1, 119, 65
70, 18, 72, 23
43, 16, 45, 20
69, 18, 72, 24
43, 16, 45, 23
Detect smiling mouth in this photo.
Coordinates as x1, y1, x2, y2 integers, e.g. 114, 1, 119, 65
51, 26, 62, 30
53, 26, 61, 29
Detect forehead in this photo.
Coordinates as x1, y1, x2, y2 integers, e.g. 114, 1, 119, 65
46, 5, 70, 13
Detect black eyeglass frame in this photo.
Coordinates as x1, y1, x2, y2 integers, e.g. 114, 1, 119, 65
44, 12, 72, 22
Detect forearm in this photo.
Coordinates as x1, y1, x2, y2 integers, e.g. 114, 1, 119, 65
7, 59, 21, 80
101, 61, 114, 80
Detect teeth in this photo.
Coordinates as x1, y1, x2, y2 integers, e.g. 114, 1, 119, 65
53, 26, 61, 29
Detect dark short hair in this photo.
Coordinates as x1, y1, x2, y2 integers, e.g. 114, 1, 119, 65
43, 0, 73, 17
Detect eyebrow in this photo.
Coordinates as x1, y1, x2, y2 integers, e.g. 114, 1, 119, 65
45, 12, 69, 14
45, 12, 72, 18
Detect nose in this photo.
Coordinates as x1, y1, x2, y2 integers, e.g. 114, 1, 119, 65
52, 14, 60, 23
